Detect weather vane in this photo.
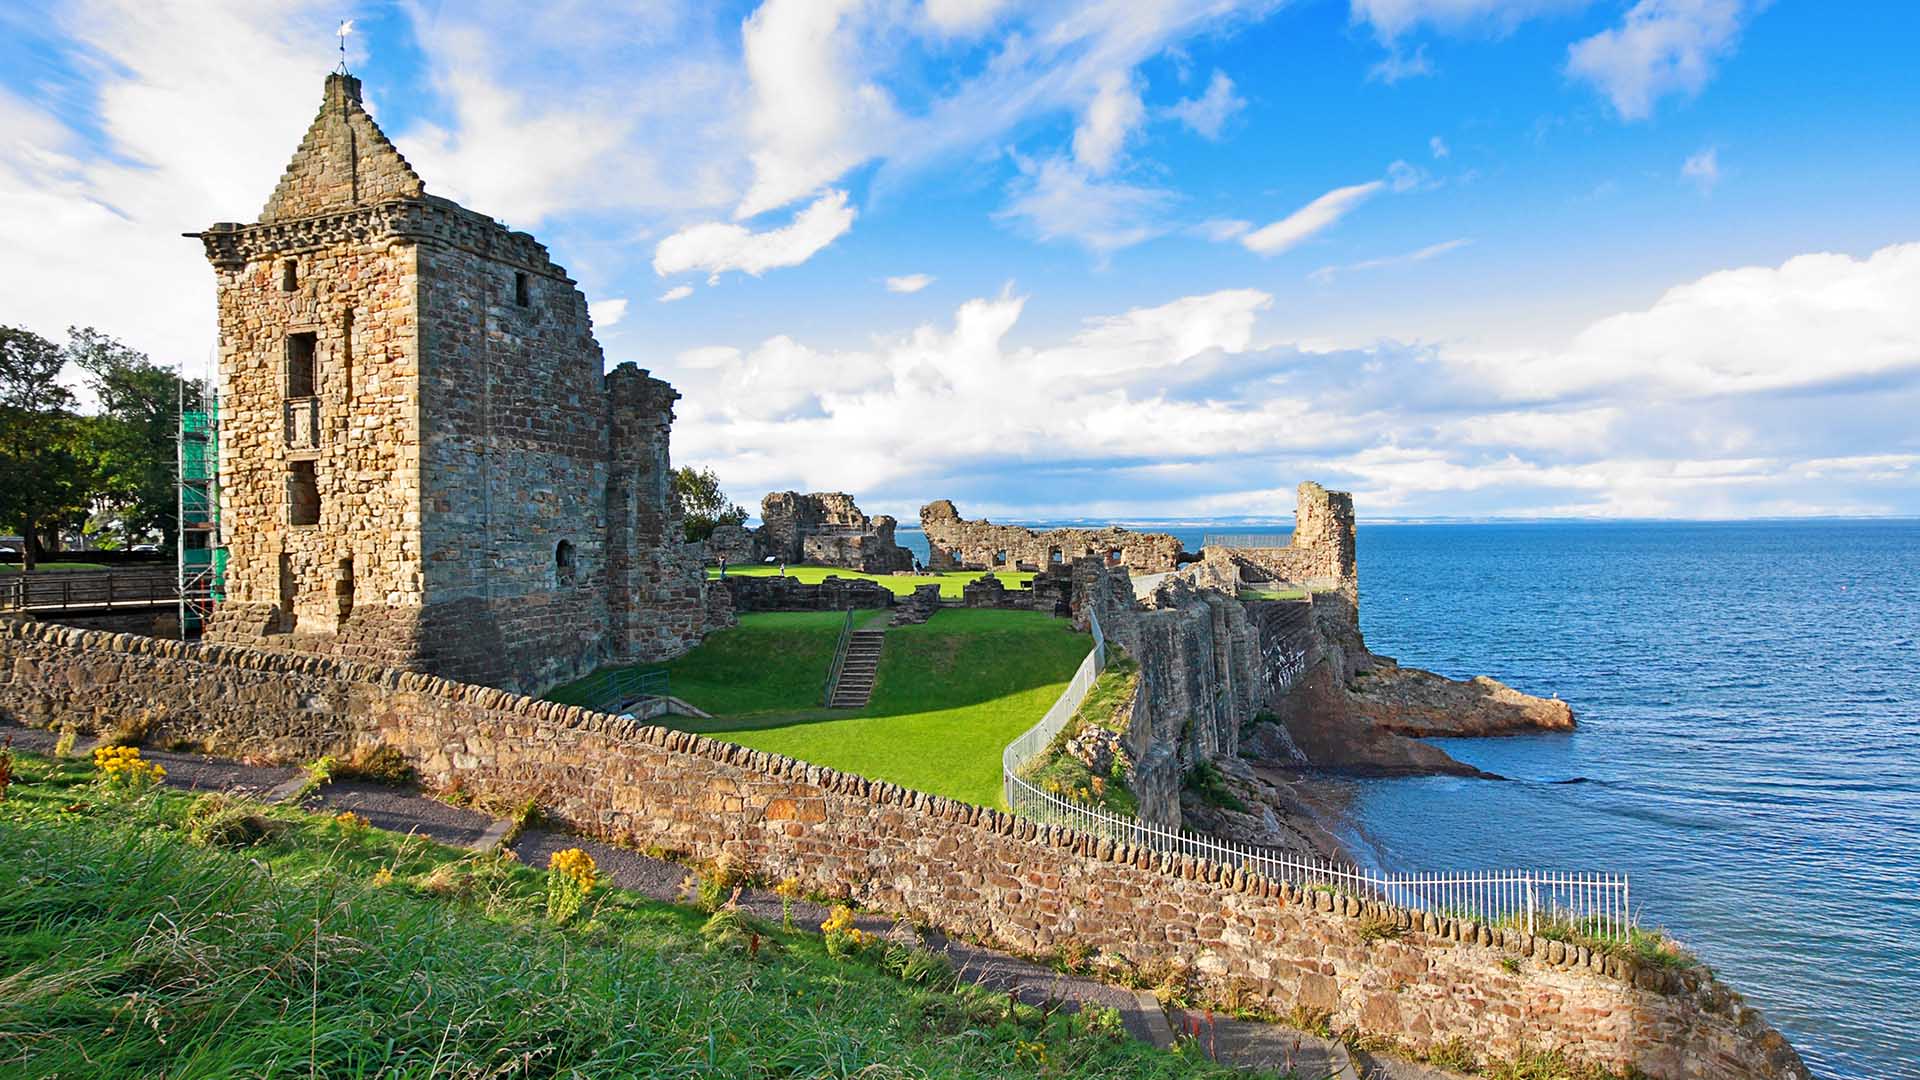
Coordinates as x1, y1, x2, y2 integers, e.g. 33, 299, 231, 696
335, 18, 354, 75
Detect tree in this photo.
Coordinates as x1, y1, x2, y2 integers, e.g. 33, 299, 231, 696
0, 326, 93, 571
67, 327, 199, 551
671, 465, 749, 543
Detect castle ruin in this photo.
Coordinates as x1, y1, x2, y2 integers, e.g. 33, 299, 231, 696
187, 73, 725, 694
919, 501, 1186, 574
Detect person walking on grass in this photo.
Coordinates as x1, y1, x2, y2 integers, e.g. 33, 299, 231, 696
779, 561, 786, 577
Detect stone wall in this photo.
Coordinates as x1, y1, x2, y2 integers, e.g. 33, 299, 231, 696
704, 524, 759, 566
719, 574, 895, 612
757, 492, 913, 573
0, 617, 1807, 1080
958, 568, 1072, 616
1200, 482, 1357, 597
920, 500, 1186, 575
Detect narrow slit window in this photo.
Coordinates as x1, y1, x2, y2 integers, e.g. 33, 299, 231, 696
341, 310, 354, 404
289, 461, 320, 526
281, 259, 298, 291
514, 271, 530, 307
287, 332, 317, 398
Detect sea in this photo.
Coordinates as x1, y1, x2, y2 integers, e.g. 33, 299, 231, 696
898, 520, 1920, 1078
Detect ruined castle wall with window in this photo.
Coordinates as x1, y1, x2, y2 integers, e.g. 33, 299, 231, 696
191, 72, 725, 694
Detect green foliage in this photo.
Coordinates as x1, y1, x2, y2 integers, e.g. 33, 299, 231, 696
1484, 1047, 1645, 1080
331, 743, 415, 785
183, 792, 274, 848
672, 464, 749, 543
68, 326, 200, 550
0, 755, 1250, 1079
1354, 911, 1406, 942
1425, 1035, 1479, 1072
1185, 759, 1248, 813
0, 325, 92, 569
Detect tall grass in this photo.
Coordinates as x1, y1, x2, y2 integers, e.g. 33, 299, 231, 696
0, 756, 1247, 1079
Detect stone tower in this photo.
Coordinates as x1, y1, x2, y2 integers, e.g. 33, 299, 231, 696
188, 72, 725, 693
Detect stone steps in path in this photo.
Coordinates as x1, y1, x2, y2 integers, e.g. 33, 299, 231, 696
828, 628, 885, 708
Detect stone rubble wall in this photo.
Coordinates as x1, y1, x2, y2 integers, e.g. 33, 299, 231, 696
0, 617, 1808, 1080
759, 492, 914, 573
1200, 482, 1358, 598
920, 500, 1185, 575
719, 575, 896, 612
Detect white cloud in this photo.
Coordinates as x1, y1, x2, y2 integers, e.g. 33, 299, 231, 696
1196, 218, 1253, 242
1311, 238, 1470, 282
1459, 242, 1920, 398
1566, 0, 1749, 121
653, 189, 857, 279
1072, 72, 1146, 176
1682, 146, 1720, 193
885, 274, 935, 294
591, 297, 631, 327
1242, 181, 1385, 256
736, 0, 901, 219
923, 0, 1012, 36
1165, 71, 1246, 139
1350, 0, 1589, 40
1368, 44, 1433, 83
659, 285, 694, 303
1430, 135, 1450, 158
998, 156, 1172, 254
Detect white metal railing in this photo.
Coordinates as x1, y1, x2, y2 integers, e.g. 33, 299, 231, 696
1002, 604, 1633, 939
1202, 533, 1293, 549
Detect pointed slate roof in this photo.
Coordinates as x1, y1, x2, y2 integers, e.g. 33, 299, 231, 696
258, 73, 425, 224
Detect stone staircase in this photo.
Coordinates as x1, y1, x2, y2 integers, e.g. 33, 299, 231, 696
827, 628, 885, 708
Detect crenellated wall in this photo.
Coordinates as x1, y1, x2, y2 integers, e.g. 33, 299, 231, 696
0, 617, 1809, 1080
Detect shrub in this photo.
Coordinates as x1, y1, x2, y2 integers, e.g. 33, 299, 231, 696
1184, 759, 1247, 812
52, 726, 77, 759
821, 904, 875, 959
699, 907, 775, 958
774, 876, 803, 928
92, 745, 164, 797
545, 847, 598, 925
183, 793, 274, 848
333, 744, 414, 785
99, 715, 151, 748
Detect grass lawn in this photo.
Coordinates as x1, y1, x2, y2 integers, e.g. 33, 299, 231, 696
552, 609, 1093, 808
548, 610, 890, 714
0, 750, 1236, 1080
711, 562, 1034, 599
0, 561, 113, 573
1238, 587, 1308, 601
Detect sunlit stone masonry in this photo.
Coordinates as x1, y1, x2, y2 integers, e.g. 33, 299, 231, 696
187, 72, 728, 694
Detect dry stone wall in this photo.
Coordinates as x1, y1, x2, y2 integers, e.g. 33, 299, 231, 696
0, 617, 1808, 1080
920, 500, 1186, 574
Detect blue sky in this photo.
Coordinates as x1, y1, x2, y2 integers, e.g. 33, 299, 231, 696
3, 1, 1917, 521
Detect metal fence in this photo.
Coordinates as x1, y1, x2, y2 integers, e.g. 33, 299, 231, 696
820, 607, 856, 706
1, 570, 180, 612
1001, 605, 1633, 939
572, 667, 670, 716
1201, 533, 1293, 549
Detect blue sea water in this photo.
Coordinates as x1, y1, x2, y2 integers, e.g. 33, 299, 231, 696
903, 521, 1919, 1077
